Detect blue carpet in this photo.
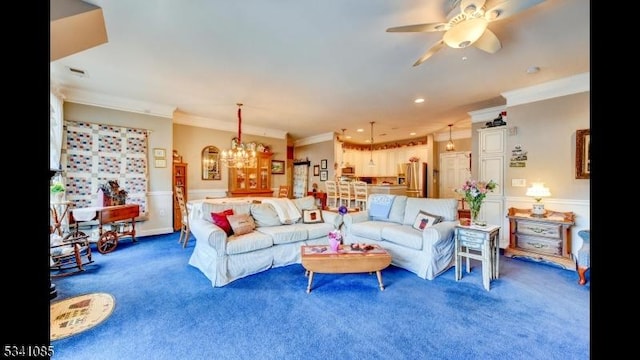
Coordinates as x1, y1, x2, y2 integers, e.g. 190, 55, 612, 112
51, 232, 590, 360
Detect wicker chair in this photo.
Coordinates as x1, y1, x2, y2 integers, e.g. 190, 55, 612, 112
50, 232, 94, 277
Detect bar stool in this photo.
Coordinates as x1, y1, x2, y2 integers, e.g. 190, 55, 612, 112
325, 180, 339, 208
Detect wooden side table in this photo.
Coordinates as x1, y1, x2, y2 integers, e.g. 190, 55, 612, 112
506, 208, 575, 270
455, 224, 500, 291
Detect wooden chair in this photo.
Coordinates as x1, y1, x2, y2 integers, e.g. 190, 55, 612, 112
50, 232, 94, 277
352, 181, 368, 210
324, 180, 339, 208
175, 186, 191, 248
338, 181, 356, 208
278, 185, 289, 198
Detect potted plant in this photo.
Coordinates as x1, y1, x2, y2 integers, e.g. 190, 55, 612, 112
50, 181, 65, 203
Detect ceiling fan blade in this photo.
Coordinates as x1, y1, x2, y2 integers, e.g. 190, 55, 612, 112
413, 40, 446, 67
472, 29, 501, 53
386, 22, 448, 33
483, 0, 546, 21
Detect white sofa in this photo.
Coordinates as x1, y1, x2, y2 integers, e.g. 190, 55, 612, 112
188, 196, 341, 287
343, 195, 459, 280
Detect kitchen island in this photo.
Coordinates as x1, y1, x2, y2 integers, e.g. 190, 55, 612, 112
368, 184, 407, 196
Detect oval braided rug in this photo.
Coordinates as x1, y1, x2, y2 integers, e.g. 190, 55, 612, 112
50, 292, 115, 341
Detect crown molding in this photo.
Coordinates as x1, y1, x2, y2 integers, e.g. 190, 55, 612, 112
173, 111, 287, 139
468, 105, 507, 123
502, 72, 590, 107
293, 132, 335, 147
59, 86, 176, 118
434, 128, 472, 141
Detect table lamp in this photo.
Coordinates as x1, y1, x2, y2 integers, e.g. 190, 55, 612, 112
526, 182, 551, 217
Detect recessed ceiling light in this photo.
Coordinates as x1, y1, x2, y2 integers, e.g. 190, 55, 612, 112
410, 132, 416, 136
356, 128, 364, 132
414, 98, 425, 104
462, 56, 468, 61
526, 66, 540, 74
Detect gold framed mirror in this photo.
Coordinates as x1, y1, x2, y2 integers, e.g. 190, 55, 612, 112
575, 129, 590, 179
202, 146, 221, 180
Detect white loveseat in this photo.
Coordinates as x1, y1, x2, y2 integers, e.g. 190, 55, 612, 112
188, 196, 341, 287
343, 195, 459, 280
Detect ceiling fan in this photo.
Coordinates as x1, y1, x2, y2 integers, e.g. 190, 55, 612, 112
387, 0, 546, 66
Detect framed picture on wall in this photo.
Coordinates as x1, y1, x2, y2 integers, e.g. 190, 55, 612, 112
271, 160, 285, 174
320, 170, 328, 181
321, 159, 328, 169
313, 165, 320, 176
153, 148, 166, 159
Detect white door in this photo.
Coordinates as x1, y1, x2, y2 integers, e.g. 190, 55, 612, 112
439, 152, 471, 199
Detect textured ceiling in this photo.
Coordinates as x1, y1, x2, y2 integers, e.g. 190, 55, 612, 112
50, 0, 590, 144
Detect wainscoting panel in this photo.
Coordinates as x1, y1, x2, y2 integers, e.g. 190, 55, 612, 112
137, 190, 174, 236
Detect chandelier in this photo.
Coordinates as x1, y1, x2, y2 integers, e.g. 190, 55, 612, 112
220, 103, 257, 169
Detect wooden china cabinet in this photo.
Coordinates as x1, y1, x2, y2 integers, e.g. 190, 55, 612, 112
228, 152, 273, 197
173, 162, 188, 231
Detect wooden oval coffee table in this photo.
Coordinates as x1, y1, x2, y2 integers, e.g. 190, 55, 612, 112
301, 244, 392, 293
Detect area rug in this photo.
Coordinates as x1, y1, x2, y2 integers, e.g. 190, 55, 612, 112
50, 292, 115, 341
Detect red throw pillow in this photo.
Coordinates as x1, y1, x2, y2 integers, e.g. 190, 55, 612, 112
211, 209, 234, 235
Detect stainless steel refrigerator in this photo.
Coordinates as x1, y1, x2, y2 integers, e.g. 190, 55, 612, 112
405, 162, 428, 198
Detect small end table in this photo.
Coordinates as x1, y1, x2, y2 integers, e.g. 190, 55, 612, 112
455, 224, 500, 291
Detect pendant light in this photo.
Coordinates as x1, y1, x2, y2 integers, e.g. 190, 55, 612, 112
340, 128, 347, 167
368, 121, 375, 166
446, 124, 455, 152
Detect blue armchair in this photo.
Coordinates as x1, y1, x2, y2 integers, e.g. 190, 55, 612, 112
576, 230, 590, 285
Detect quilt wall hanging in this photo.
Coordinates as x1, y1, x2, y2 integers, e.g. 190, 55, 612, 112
61, 120, 149, 215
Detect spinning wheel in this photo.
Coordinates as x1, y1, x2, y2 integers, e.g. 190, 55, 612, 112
97, 230, 119, 254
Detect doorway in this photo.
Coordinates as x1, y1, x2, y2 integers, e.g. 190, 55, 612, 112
439, 152, 471, 199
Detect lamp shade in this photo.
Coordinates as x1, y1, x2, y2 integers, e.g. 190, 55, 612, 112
526, 182, 551, 201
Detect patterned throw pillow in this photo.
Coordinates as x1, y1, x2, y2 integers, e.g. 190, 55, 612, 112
227, 213, 256, 236
412, 210, 443, 231
302, 209, 324, 224
211, 209, 234, 235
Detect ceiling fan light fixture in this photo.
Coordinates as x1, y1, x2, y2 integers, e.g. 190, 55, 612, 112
443, 18, 488, 48
463, 4, 476, 15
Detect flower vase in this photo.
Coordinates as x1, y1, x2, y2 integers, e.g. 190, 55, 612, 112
471, 207, 486, 227
329, 237, 340, 252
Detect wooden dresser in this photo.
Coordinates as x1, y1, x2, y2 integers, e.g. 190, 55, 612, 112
506, 207, 575, 270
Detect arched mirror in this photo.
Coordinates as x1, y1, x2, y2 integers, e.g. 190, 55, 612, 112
202, 146, 221, 180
